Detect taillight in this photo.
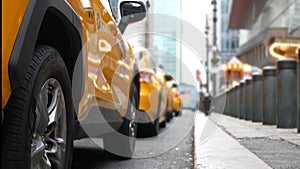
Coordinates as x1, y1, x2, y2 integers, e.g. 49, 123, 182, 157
139, 71, 152, 83
139, 78, 145, 83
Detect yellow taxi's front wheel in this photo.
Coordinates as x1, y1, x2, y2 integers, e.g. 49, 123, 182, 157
175, 110, 182, 116
1, 45, 74, 169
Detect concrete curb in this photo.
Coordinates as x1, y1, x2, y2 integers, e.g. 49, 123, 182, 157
193, 112, 207, 169
193, 114, 198, 169
193, 112, 272, 169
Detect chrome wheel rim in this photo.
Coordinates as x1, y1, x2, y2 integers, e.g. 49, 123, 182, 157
31, 78, 67, 169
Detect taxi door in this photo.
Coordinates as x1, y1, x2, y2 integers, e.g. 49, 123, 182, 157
69, 0, 132, 118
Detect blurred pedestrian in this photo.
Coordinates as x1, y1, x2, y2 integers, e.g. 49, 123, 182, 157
203, 93, 211, 115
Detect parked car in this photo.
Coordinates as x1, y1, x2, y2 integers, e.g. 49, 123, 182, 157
179, 83, 198, 111
156, 69, 174, 124
170, 82, 182, 116
162, 74, 176, 121
165, 76, 182, 116
133, 47, 165, 137
2, 1, 147, 168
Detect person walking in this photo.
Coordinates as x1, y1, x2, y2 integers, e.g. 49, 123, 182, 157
203, 93, 211, 115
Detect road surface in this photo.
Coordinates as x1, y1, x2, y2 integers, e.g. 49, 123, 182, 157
72, 110, 197, 169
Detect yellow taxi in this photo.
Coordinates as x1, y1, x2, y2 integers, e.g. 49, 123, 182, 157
133, 47, 166, 137
2, 0, 147, 168
168, 81, 182, 116
157, 70, 174, 123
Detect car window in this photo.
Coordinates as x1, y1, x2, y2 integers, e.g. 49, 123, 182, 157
101, 0, 116, 21
146, 51, 157, 68
140, 51, 144, 60
108, 0, 119, 22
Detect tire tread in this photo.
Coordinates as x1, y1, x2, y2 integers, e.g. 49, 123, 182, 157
2, 45, 73, 169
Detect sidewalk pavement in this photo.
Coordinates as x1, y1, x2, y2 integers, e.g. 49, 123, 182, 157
208, 113, 300, 146
194, 112, 272, 169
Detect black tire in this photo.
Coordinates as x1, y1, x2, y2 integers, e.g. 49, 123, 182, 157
159, 120, 166, 128
137, 93, 161, 137
166, 112, 170, 122
137, 118, 159, 138
1, 45, 74, 169
166, 111, 173, 122
176, 110, 183, 116
103, 85, 138, 159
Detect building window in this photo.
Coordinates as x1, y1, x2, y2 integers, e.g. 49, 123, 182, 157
231, 40, 235, 49
226, 40, 230, 50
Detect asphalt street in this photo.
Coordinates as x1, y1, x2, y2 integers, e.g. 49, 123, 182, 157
72, 110, 197, 169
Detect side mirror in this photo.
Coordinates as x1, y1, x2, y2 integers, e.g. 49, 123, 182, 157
118, 1, 147, 33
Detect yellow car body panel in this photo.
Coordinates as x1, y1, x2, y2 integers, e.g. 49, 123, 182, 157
139, 77, 161, 122
167, 86, 174, 112
2, 0, 139, 125
166, 80, 181, 113
134, 48, 163, 123
68, 0, 136, 120
172, 87, 182, 113
156, 69, 173, 122
2, 0, 30, 108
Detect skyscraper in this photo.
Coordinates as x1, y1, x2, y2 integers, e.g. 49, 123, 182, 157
154, 0, 181, 80
218, 0, 240, 63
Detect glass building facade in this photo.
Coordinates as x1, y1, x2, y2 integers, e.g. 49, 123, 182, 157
229, 0, 300, 67
219, 0, 240, 63
154, 0, 180, 79
246, 0, 300, 39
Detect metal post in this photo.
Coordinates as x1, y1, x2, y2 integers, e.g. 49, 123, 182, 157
211, 0, 218, 96
298, 51, 300, 132
252, 74, 263, 122
277, 59, 297, 128
262, 66, 276, 125
234, 86, 239, 117
227, 88, 230, 116
239, 81, 245, 119
231, 86, 235, 117
236, 84, 240, 118
230, 87, 234, 117
224, 90, 228, 115
245, 78, 253, 121
211, 0, 217, 47
232, 87, 236, 117
205, 15, 210, 93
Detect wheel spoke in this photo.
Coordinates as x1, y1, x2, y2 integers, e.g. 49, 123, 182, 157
34, 85, 49, 135
47, 137, 65, 169
32, 154, 51, 169
40, 154, 52, 169
31, 78, 67, 169
48, 81, 64, 126
31, 138, 51, 169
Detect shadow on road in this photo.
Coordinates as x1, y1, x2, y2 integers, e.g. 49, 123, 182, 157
72, 147, 133, 169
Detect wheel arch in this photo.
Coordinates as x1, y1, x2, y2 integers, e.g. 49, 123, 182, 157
37, 6, 83, 83
8, 0, 84, 115
9, 0, 83, 90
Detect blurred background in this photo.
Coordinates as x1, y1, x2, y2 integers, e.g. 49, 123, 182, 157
117, 0, 300, 98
